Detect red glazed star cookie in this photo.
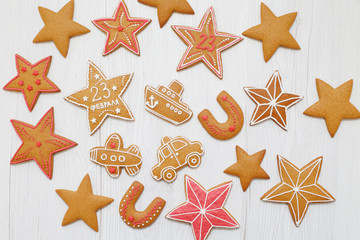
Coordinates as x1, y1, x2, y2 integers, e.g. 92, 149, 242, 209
92, 1, 151, 56
244, 70, 302, 130
166, 175, 239, 240
3, 54, 59, 111
10, 107, 77, 179
172, 7, 242, 79
64, 61, 134, 135
262, 156, 335, 226
119, 181, 166, 228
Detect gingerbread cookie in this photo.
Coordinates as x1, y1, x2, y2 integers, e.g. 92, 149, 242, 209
138, 0, 194, 28
3, 54, 59, 111
10, 107, 77, 179
304, 79, 360, 137
90, 133, 142, 178
244, 70, 302, 130
262, 156, 335, 227
33, 0, 90, 57
92, 1, 151, 56
145, 80, 192, 125
172, 7, 242, 79
64, 61, 134, 135
198, 91, 244, 140
166, 175, 239, 240
56, 174, 114, 231
224, 146, 269, 191
242, 3, 300, 62
151, 136, 204, 183
119, 181, 166, 228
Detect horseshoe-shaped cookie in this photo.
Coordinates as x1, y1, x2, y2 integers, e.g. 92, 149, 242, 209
198, 91, 244, 140
119, 181, 166, 228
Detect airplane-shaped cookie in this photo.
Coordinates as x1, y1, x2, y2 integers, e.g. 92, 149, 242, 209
89, 133, 142, 178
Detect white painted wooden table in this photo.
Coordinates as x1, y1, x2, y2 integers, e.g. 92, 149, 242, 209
1, 0, 359, 239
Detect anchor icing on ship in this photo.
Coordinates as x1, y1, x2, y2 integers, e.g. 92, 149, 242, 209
144, 80, 193, 125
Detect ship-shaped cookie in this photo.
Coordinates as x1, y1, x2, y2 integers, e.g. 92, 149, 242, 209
144, 80, 193, 125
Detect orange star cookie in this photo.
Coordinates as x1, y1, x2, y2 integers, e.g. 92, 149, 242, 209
261, 156, 335, 227
244, 70, 302, 130
33, 0, 90, 57
304, 79, 360, 137
172, 7, 242, 79
56, 174, 114, 231
10, 108, 77, 179
138, 0, 194, 27
65, 61, 134, 135
243, 3, 300, 62
224, 146, 269, 191
92, 1, 151, 56
3, 54, 59, 111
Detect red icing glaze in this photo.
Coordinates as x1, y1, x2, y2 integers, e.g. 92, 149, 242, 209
36, 142, 42, 147
128, 215, 134, 222
18, 80, 24, 86
27, 85, 33, 91
110, 142, 116, 148
202, 115, 208, 121
229, 126, 235, 132
117, 25, 123, 32
109, 166, 116, 173
221, 96, 228, 101
35, 79, 41, 85
32, 70, 39, 76
21, 67, 27, 72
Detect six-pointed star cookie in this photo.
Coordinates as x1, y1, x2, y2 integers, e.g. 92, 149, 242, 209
56, 174, 114, 231
172, 7, 242, 79
10, 107, 77, 179
92, 1, 151, 56
261, 156, 335, 227
224, 146, 269, 191
33, 0, 90, 57
243, 3, 300, 62
3, 54, 59, 111
138, 0, 194, 27
304, 79, 360, 137
65, 61, 134, 135
244, 70, 303, 130
166, 175, 239, 240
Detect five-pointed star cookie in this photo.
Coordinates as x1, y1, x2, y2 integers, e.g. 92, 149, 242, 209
33, 0, 90, 57
172, 7, 242, 79
224, 146, 269, 191
3, 54, 59, 111
166, 175, 239, 240
10, 107, 77, 179
56, 174, 114, 231
138, 0, 194, 27
92, 1, 151, 56
244, 70, 303, 130
261, 156, 335, 227
243, 3, 300, 62
65, 61, 134, 135
304, 79, 360, 137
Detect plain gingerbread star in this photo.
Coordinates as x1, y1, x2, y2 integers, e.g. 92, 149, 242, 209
138, 0, 194, 27
243, 3, 300, 62
92, 1, 151, 56
10, 107, 77, 179
172, 7, 242, 79
304, 79, 360, 137
261, 156, 335, 227
224, 146, 269, 191
3, 54, 59, 111
33, 0, 90, 57
56, 174, 114, 231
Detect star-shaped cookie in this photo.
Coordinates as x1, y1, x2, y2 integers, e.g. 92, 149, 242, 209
65, 61, 134, 135
304, 79, 360, 137
243, 3, 300, 62
33, 0, 90, 57
172, 7, 242, 79
224, 146, 269, 191
92, 1, 151, 56
244, 70, 302, 130
261, 156, 335, 227
56, 174, 114, 231
3, 54, 59, 111
10, 107, 77, 179
166, 175, 239, 240
138, 0, 194, 27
